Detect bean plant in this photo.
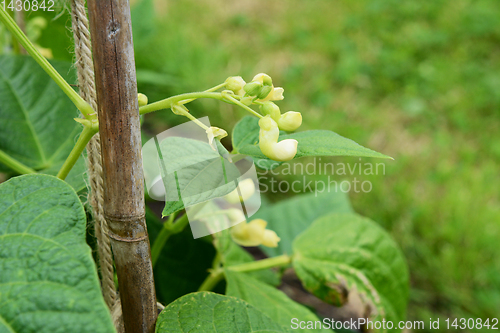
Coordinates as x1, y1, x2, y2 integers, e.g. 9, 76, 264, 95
0, 5, 408, 333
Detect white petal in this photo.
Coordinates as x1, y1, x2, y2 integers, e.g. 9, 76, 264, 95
272, 87, 284, 100
272, 139, 298, 161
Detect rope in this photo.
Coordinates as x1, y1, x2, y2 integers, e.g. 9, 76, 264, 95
70, 0, 117, 310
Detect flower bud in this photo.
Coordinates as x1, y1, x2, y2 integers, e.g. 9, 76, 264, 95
258, 116, 298, 161
225, 178, 256, 203
262, 229, 281, 247
38, 47, 53, 59
278, 111, 302, 131
138, 93, 148, 107
257, 85, 273, 100
27, 17, 47, 42
230, 219, 280, 247
260, 102, 281, 122
259, 115, 277, 132
29, 16, 48, 29
206, 126, 228, 151
225, 76, 246, 96
226, 208, 246, 225
244, 81, 263, 96
252, 73, 273, 86
171, 104, 189, 115
261, 87, 284, 101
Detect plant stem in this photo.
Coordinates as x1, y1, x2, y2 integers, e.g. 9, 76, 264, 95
0, 150, 36, 174
197, 254, 292, 292
150, 212, 190, 267
168, 212, 190, 233
139, 92, 225, 115
150, 214, 175, 268
56, 125, 98, 180
172, 105, 209, 130
178, 82, 227, 105
198, 268, 224, 292
228, 254, 292, 273
139, 90, 263, 121
0, 8, 96, 120
222, 94, 263, 118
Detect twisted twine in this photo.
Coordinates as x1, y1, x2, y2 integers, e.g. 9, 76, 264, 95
70, 0, 117, 310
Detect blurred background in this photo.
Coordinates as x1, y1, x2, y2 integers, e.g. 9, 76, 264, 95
3, 0, 499, 331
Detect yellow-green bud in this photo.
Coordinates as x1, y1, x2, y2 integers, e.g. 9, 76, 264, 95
138, 93, 148, 107
30, 16, 48, 29
257, 85, 273, 100
260, 102, 281, 122
252, 73, 273, 86
230, 218, 280, 247
244, 81, 263, 96
171, 104, 189, 115
225, 76, 246, 95
38, 47, 53, 59
278, 111, 302, 131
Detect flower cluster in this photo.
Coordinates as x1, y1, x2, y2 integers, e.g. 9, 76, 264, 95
225, 73, 302, 161
143, 73, 303, 163
225, 73, 284, 102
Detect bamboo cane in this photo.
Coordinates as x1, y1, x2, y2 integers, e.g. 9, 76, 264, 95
87, 1, 157, 332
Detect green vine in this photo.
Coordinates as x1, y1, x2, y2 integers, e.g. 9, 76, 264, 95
0, 8, 96, 120
198, 254, 292, 292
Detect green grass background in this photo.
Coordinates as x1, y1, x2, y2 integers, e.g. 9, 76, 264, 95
13, 0, 500, 331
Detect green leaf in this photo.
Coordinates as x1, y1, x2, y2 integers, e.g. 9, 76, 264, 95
225, 270, 332, 333
232, 117, 391, 170
43, 154, 88, 194
0, 55, 87, 192
214, 229, 280, 286
281, 131, 391, 160
232, 116, 260, 150
161, 201, 185, 218
254, 191, 353, 257
157, 137, 239, 217
0, 174, 114, 333
146, 208, 217, 305
156, 292, 292, 333
292, 213, 409, 332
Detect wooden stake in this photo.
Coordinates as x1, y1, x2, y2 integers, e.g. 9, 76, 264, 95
87, 1, 157, 332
